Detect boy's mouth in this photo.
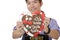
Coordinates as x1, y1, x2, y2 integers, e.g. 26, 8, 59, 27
31, 8, 37, 12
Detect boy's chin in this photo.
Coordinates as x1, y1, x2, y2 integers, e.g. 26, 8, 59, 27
30, 11, 36, 13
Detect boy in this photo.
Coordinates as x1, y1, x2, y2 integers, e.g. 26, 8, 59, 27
12, 0, 60, 40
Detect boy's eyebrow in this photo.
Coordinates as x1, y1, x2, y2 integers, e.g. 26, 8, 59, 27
35, 0, 39, 1
27, 0, 38, 3
35, 0, 38, 1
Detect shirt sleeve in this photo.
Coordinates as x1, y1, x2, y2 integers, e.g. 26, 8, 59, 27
13, 26, 17, 30
49, 18, 60, 36
49, 18, 59, 30
59, 27, 60, 36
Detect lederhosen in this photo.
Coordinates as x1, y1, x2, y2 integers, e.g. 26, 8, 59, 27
22, 33, 49, 40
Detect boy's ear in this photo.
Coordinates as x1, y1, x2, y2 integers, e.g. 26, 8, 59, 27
40, 1, 43, 7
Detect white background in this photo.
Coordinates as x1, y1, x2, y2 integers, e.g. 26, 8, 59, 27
0, 0, 60, 40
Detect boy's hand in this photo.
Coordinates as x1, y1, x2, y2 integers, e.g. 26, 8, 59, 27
44, 17, 50, 33
16, 21, 24, 30
12, 21, 25, 38
16, 21, 25, 37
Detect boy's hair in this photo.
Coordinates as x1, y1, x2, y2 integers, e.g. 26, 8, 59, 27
25, 0, 42, 3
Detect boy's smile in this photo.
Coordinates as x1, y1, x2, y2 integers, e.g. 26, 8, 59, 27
26, 0, 43, 13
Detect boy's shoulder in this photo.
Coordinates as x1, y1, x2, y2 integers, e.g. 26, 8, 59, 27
45, 17, 56, 22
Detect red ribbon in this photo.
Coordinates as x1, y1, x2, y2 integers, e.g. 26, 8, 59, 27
22, 20, 32, 25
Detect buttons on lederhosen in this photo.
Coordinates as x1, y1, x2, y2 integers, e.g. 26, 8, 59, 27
30, 36, 43, 40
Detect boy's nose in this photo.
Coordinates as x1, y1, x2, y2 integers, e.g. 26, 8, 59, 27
31, 3, 35, 8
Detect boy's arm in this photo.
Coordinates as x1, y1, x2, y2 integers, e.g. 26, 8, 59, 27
12, 29, 24, 39
48, 29, 59, 39
44, 18, 59, 39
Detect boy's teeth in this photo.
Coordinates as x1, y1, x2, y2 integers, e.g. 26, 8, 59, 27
31, 9, 35, 11
31, 8, 36, 11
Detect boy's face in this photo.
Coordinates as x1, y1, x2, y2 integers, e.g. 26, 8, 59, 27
26, 0, 42, 13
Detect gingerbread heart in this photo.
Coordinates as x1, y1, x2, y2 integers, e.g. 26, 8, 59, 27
22, 14, 42, 34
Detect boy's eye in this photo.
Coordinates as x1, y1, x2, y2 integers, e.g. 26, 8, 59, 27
34, 1, 37, 3
27, 2, 30, 5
